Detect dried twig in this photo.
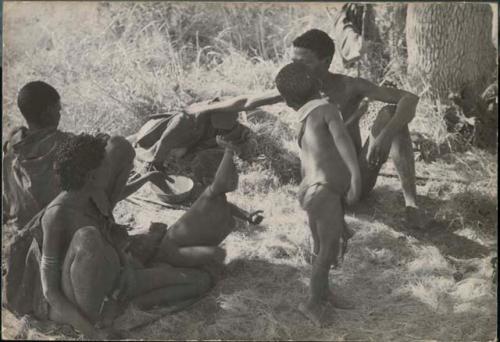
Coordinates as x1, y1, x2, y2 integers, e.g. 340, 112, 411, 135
378, 171, 470, 184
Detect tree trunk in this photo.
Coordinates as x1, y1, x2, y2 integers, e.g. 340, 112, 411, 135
406, 3, 496, 100
359, 4, 408, 85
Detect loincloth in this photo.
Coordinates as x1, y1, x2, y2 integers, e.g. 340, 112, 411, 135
298, 181, 346, 213
298, 182, 354, 265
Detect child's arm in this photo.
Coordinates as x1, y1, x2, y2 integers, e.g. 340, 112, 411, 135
323, 105, 362, 205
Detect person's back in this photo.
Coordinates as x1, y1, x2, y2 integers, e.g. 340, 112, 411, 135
299, 102, 351, 195
3, 81, 72, 228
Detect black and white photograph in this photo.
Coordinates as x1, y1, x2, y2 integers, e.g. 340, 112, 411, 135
2, 1, 498, 340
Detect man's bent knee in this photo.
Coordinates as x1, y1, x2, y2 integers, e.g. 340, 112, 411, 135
371, 105, 396, 137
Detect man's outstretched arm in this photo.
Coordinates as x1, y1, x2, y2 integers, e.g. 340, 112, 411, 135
184, 90, 283, 116
241, 90, 283, 111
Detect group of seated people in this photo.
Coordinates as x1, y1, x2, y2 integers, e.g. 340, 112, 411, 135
3, 29, 421, 336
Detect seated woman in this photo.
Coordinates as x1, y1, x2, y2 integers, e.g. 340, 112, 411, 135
40, 134, 212, 339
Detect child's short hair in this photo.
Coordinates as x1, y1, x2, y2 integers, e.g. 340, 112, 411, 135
17, 81, 60, 125
54, 134, 107, 191
275, 62, 318, 107
293, 29, 335, 61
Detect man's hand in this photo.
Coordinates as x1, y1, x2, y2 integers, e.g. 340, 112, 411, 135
247, 210, 264, 225
345, 176, 362, 206
366, 134, 391, 169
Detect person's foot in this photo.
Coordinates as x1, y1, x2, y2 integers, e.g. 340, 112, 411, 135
298, 301, 332, 327
405, 206, 426, 230
326, 290, 355, 310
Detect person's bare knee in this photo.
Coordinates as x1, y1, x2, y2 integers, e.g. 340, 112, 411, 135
66, 226, 120, 322
371, 105, 396, 137
72, 226, 105, 252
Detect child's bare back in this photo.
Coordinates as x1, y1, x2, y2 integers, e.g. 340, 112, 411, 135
299, 101, 351, 196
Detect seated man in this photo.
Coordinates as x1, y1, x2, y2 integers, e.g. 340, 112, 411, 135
2, 81, 72, 228
40, 134, 213, 339
130, 94, 274, 184
253, 29, 423, 228
2, 81, 164, 229
275, 62, 361, 326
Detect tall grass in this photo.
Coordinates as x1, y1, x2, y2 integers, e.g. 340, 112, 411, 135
3, 2, 344, 136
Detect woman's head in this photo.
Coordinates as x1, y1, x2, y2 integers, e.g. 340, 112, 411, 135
54, 134, 107, 191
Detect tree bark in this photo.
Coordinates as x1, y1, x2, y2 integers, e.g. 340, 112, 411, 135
406, 3, 496, 100
359, 4, 408, 84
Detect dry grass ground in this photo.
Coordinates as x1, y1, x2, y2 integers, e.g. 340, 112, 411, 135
2, 2, 497, 341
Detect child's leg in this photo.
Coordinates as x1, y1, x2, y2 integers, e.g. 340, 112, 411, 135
127, 265, 212, 309
153, 233, 226, 267
307, 213, 320, 263
210, 147, 238, 196
300, 189, 344, 326
164, 246, 226, 268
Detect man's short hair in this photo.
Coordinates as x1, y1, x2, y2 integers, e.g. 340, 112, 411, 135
54, 134, 107, 191
293, 29, 335, 60
275, 62, 318, 107
17, 81, 60, 125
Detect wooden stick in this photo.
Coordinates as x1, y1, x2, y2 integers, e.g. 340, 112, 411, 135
378, 171, 470, 184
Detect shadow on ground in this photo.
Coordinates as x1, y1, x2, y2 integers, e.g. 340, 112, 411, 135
348, 184, 494, 259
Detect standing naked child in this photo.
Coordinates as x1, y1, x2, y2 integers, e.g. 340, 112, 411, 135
275, 62, 362, 326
